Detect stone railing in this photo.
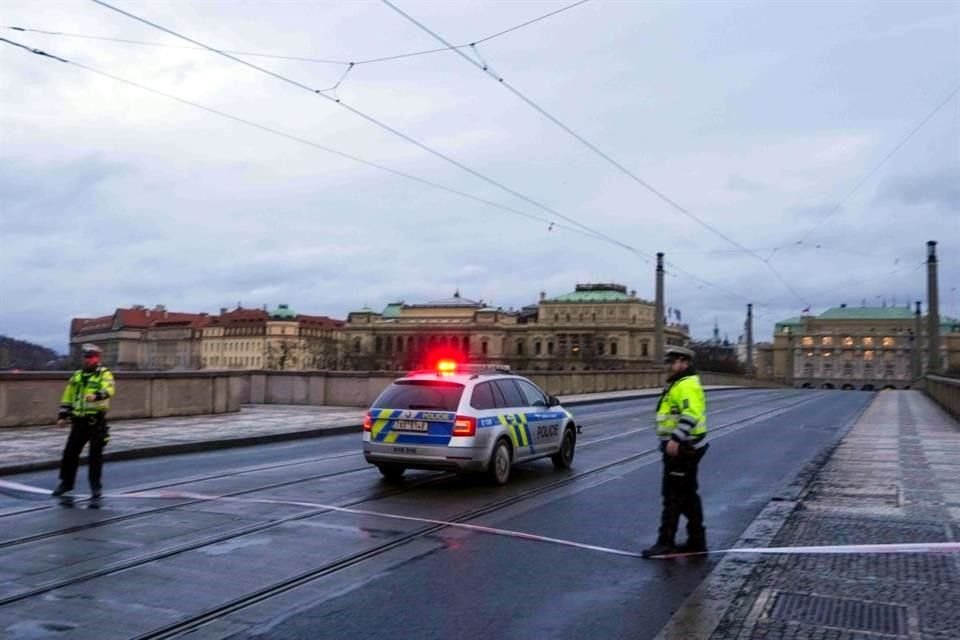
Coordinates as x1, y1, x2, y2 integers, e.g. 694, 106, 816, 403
0, 368, 777, 427
0, 371, 246, 428
923, 375, 960, 420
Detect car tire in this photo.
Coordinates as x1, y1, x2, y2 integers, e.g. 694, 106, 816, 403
487, 439, 512, 485
551, 426, 576, 470
377, 463, 406, 481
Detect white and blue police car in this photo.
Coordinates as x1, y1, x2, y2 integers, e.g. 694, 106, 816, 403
363, 361, 577, 485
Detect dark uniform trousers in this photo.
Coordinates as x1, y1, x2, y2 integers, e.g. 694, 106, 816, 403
658, 442, 709, 542
59, 413, 109, 491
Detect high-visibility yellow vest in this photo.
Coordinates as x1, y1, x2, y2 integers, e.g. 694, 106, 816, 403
60, 367, 116, 417
655, 373, 707, 443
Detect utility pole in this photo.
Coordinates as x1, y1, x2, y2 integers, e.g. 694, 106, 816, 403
927, 241, 941, 373
746, 303, 754, 376
655, 252, 665, 364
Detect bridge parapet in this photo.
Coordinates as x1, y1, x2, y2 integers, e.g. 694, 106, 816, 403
922, 374, 960, 419
0, 369, 781, 428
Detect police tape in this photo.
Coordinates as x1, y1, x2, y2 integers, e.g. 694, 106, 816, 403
2, 478, 959, 559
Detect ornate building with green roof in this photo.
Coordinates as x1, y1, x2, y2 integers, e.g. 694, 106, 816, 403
762, 305, 960, 389
343, 284, 689, 371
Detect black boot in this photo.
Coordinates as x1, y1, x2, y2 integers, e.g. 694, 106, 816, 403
51, 483, 72, 497
90, 485, 102, 499
641, 536, 677, 559
677, 527, 707, 554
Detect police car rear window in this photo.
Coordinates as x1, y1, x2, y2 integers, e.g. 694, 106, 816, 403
374, 381, 465, 412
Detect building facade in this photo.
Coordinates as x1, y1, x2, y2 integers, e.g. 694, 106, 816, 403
70, 305, 209, 370
342, 284, 690, 371
764, 305, 960, 389
71, 305, 342, 371
198, 305, 343, 371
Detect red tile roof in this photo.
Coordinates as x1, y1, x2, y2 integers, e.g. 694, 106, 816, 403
71, 307, 343, 336
297, 314, 344, 329
72, 307, 209, 335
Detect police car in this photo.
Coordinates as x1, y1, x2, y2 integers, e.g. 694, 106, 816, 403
362, 361, 577, 485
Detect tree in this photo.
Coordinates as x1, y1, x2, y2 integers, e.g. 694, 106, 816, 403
304, 335, 340, 370
265, 341, 297, 370
0, 336, 68, 370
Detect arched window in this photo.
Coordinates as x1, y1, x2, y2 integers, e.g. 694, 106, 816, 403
516, 340, 525, 356
610, 340, 619, 356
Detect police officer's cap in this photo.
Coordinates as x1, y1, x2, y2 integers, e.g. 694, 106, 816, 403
664, 346, 695, 362
81, 344, 102, 357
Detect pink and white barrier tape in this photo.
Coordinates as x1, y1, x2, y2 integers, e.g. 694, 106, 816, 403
3, 479, 958, 559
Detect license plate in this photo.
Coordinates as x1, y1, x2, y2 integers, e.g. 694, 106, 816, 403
394, 420, 430, 432
393, 447, 417, 454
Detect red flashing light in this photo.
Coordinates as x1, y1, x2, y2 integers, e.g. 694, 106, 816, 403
437, 359, 458, 375
363, 413, 373, 432
452, 415, 476, 437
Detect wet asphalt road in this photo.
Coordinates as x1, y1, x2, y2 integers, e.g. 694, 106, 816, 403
0, 389, 873, 639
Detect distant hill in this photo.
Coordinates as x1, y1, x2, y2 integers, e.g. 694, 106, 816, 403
0, 336, 69, 371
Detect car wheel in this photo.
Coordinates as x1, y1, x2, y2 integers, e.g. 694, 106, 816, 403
487, 439, 512, 485
377, 463, 406, 481
551, 426, 576, 470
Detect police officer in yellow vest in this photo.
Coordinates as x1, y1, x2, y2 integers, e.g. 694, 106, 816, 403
642, 346, 709, 558
52, 344, 116, 498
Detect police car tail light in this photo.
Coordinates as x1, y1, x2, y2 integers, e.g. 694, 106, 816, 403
362, 413, 373, 432
452, 415, 476, 437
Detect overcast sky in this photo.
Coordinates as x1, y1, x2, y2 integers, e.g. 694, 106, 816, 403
1, 0, 957, 352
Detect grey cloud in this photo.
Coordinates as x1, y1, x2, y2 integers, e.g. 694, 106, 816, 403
727, 174, 768, 193
878, 169, 960, 212
1, 0, 957, 350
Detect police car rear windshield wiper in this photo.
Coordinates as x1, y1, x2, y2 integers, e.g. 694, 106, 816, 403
408, 404, 447, 410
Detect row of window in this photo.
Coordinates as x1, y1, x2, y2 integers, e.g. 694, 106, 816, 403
372, 335, 471, 355
804, 350, 902, 361
551, 311, 644, 324
801, 362, 899, 377
365, 335, 651, 358
801, 336, 897, 348
202, 356, 263, 367
203, 341, 264, 352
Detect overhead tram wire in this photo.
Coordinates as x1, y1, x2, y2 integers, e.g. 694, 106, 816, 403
1, 26, 349, 64
87, 0, 780, 307
89, 0, 652, 261
379, 0, 810, 306
3, 2, 592, 68
777, 83, 960, 257
3, 33, 755, 308
0, 36, 602, 243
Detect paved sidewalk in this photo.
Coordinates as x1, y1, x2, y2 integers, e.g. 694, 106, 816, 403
659, 390, 960, 640
0, 405, 366, 475
0, 387, 745, 475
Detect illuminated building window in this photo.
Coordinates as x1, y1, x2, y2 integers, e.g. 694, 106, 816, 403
863, 337, 874, 347
864, 350, 875, 361
822, 336, 834, 346
842, 336, 854, 347
823, 351, 832, 358
801, 337, 814, 347
882, 337, 895, 347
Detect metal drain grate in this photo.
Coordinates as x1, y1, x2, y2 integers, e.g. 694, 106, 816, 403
769, 592, 909, 636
